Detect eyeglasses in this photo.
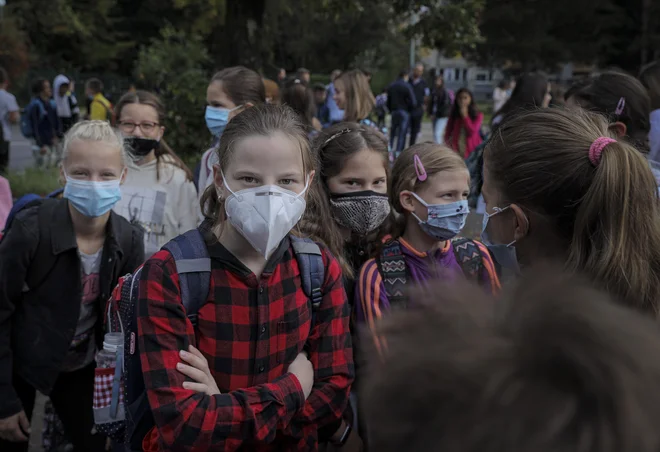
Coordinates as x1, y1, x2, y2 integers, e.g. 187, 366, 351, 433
118, 121, 159, 133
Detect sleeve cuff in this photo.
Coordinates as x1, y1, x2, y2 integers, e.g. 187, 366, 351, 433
274, 373, 305, 414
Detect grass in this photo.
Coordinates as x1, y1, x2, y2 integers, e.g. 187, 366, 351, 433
5, 167, 61, 198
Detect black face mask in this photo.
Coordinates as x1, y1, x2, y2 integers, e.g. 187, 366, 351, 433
125, 137, 159, 159
329, 190, 391, 235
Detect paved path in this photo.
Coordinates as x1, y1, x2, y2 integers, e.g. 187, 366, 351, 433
8, 124, 34, 172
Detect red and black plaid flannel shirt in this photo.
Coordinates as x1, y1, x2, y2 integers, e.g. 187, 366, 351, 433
137, 235, 354, 451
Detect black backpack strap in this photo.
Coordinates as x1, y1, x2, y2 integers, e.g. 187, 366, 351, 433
451, 237, 484, 283
290, 236, 324, 327
376, 239, 407, 309
162, 229, 211, 327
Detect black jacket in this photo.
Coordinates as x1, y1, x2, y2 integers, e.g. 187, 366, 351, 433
428, 87, 451, 118
0, 198, 144, 418
387, 79, 417, 113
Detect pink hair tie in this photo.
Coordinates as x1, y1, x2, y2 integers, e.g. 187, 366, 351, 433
413, 154, 427, 181
589, 137, 617, 166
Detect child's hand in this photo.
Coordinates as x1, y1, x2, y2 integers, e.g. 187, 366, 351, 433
177, 345, 221, 396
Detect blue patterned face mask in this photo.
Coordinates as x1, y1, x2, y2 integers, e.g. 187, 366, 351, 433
481, 205, 521, 274
63, 175, 122, 218
205, 105, 242, 137
411, 193, 469, 241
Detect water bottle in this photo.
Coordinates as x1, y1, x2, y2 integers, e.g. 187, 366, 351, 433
96, 332, 123, 369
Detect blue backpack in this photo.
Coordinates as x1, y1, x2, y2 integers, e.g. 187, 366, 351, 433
0, 189, 64, 240
103, 229, 325, 450
20, 98, 47, 139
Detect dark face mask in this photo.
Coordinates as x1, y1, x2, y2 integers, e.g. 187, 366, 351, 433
329, 190, 391, 235
125, 137, 159, 159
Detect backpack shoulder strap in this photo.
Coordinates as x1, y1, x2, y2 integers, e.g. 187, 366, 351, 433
290, 235, 324, 313
376, 239, 407, 309
162, 229, 211, 327
451, 237, 484, 283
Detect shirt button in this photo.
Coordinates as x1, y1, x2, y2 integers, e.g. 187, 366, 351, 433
259, 366, 265, 373
261, 325, 266, 333
259, 287, 264, 294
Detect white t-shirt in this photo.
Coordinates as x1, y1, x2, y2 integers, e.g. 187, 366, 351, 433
114, 155, 201, 257
0, 89, 19, 142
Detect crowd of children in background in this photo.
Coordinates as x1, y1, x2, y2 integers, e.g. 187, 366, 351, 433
0, 61, 659, 452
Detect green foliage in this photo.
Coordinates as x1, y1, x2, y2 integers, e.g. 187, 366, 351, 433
136, 26, 211, 158
6, 168, 61, 198
393, 0, 485, 57
0, 12, 30, 81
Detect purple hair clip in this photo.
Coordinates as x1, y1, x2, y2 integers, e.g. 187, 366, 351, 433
615, 97, 625, 116
414, 154, 427, 181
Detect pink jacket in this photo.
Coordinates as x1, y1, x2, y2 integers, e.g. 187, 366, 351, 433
0, 176, 12, 230
444, 112, 484, 159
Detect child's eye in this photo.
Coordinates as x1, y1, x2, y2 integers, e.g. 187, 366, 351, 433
374, 179, 386, 185
346, 180, 360, 187
462, 192, 470, 198
280, 179, 293, 185
241, 176, 257, 184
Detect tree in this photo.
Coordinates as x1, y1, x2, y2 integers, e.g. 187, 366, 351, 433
392, 0, 486, 57
135, 26, 211, 157
0, 12, 30, 81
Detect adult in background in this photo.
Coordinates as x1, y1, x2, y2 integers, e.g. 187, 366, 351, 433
27, 78, 60, 169
297, 67, 311, 85
428, 74, 452, 144
326, 69, 345, 124
277, 68, 287, 87
85, 78, 113, 123
408, 62, 429, 146
492, 79, 511, 113
0, 67, 19, 174
52, 75, 80, 134
387, 70, 417, 156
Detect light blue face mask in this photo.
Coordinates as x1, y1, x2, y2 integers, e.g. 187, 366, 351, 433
63, 175, 122, 218
205, 105, 242, 137
411, 193, 469, 241
481, 205, 521, 274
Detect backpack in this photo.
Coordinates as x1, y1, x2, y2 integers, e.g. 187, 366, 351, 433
100, 230, 325, 450
20, 98, 46, 139
0, 188, 64, 241
376, 237, 486, 309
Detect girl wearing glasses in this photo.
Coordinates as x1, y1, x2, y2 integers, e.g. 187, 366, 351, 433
113, 90, 200, 258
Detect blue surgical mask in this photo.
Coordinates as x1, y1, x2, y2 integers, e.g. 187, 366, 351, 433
63, 175, 122, 218
481, 205, 521, 274
411, 193, 469, 241
205, 105, 241, 137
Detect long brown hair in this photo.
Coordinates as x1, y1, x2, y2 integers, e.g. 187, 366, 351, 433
199, 103, 344, 262
114, 90, 193, 181
312, 122, 391, 277
485, 107, 660, 315
389, 143, 467, 238
335, 69, 375, 122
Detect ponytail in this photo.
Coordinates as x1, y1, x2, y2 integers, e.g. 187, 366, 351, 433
486, 107, 660, 316
569, 138, 660, 314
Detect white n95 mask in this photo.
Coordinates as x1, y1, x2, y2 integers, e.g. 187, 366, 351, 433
222, 172, 308, 259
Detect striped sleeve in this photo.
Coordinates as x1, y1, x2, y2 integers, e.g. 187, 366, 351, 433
354, 258, 388, 333
474, 240, 501, 295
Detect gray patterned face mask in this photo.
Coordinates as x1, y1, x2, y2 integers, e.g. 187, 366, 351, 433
330, 190, 391, 235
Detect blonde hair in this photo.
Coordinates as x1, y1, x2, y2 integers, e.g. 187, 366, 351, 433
336, 70, 376, 122
62, 120, 127, 166
486, 107, 660, 315
200, 103, 345, 262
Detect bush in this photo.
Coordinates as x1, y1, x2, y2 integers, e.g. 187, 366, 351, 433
6, 168, 61, 199
135, 26, 212, 159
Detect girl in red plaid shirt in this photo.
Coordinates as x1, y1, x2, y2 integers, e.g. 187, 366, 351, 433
137, 104, 355, 451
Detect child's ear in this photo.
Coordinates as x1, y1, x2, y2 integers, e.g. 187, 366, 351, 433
59, 165, 66, 186
399, 191, 416, 213
610, 121, 627, 138
120, 167, 128, 185
307, 170, 315, 185
212, 164, 224, 191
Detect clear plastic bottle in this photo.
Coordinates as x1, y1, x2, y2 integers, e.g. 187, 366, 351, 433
96, 332, 123, 369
